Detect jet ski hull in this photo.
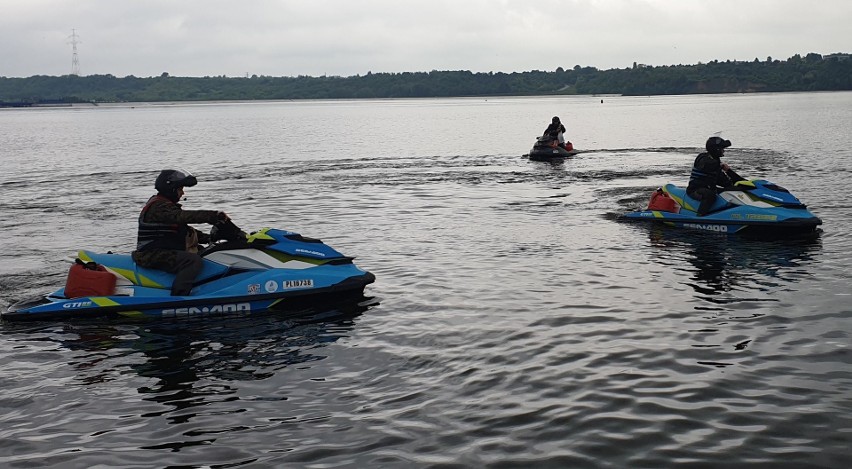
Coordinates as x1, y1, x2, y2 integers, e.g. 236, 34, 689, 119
622, 181, 822, 237
527, 136, 578, 161
4, 226, 376, 322
623, 209, 821, 235
5, 271, 375, 322
528, 147, 578, 161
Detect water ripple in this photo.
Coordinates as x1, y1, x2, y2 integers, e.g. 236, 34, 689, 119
2, 95, 852, 467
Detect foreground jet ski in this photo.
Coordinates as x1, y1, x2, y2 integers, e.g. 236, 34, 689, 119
527, 136, 578, 161
622, 179, 822, 237
4, 221, 375, 321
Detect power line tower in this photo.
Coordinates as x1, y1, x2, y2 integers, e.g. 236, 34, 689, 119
68, 29, 81, 76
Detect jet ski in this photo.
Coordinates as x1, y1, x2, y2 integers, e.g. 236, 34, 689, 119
4, 220, 376, 321
527, 136, 578, 161
621, 179, 822, 237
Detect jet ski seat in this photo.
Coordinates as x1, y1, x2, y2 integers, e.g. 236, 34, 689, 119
78, 250, 230, 289
664, 184, 730, 214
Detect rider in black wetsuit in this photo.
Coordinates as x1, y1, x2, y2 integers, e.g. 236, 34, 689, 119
542, 116, 569, 150
686, 136, 744, 216
543, 116, 566, 140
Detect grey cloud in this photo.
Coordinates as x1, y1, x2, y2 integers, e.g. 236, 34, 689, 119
0, 0, 849, 78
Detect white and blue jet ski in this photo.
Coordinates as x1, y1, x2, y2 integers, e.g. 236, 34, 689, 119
4, 221, 375, 321
622, 179, 822, 237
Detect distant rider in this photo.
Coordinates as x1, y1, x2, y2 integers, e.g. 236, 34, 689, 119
686, 136, 744, 216
131, 170, 229, 296
543, 116, 569, 150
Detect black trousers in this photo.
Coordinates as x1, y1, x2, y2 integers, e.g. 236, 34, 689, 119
169, 251, 204, 296
132, 249, 204, 296
686, 187, 718, 216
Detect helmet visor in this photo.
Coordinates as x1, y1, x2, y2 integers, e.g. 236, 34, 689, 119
172, 168, 197, 188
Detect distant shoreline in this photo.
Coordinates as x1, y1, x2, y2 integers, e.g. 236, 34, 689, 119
4, 89, 852, 111
2, 53, 850, 104
0, 101, 82, 108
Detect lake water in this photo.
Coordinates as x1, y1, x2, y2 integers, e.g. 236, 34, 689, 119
1, 93, 851, 468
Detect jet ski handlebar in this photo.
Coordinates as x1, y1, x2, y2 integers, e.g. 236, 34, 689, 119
209, 219, 248, 244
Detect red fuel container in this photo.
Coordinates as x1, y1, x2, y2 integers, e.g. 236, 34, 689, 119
647, 189, 679, 213
65, 263, 117, 298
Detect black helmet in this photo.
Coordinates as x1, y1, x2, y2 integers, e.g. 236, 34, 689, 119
155, 169, 197, 199
705, 136, 732, 156
552, 116, 561, 124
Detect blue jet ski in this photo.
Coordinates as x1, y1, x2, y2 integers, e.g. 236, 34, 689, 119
622, 179, 822, 237
4, 221, 375, 321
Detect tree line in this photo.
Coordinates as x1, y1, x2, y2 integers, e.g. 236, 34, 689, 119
1, 53, 849, 105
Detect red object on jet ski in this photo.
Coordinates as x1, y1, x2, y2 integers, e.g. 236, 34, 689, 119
647, 189, 679, 213
65, 262, 116, 298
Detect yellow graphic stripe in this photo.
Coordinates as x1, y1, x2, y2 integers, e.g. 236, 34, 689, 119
664, 189, 695, 212
247, 228, 274, 243
91, 297, 120, 307
116, 311, 147, 318
78, 250, 95, 263
77, 250, 163, 288
651, 211, 678, 226
89, 297, 145, 318
124, 268, 162, 288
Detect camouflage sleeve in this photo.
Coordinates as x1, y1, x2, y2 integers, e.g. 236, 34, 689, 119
176, 209, 220, 225
146, 200, 219, 225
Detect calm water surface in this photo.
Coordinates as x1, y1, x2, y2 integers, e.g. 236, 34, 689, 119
1, 93, 851, 468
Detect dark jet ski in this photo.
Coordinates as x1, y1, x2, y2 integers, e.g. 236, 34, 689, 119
526, 136, 578, 161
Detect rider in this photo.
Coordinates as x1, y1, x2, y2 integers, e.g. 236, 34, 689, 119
131, 169, 229, 296
686, 136, 744, 216
543, 116, 568, 149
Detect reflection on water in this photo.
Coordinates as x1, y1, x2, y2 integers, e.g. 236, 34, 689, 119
6, 302, 370, 395
0, 306, 371, 455
644, 224, 822, 299
74, 306, 366, 382
2, 94, 851, 468
636, 225, 826, 369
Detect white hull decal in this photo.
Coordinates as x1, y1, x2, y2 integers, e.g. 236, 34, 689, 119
683, 223, 729, 232
162, 303, 251, 317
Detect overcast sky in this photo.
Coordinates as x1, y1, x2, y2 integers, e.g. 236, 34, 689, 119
1, 0, 849, 78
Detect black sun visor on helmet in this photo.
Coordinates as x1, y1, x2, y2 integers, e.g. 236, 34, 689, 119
172, 169, 198, 188
155, 168, 197, 193
706, 136, 732, 151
